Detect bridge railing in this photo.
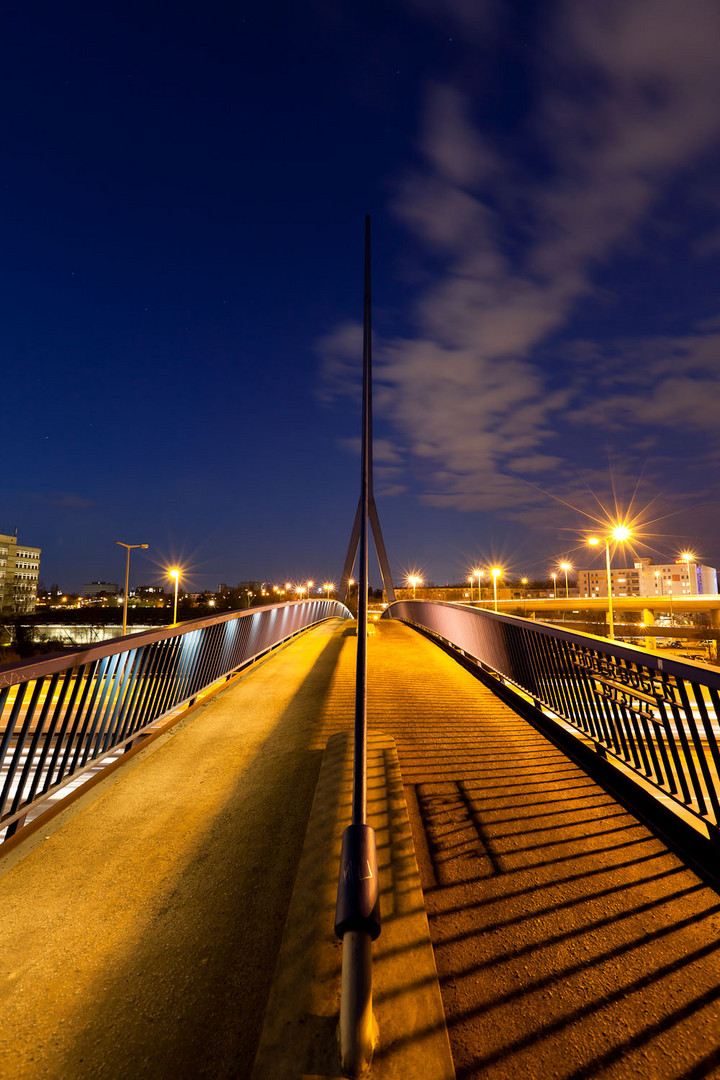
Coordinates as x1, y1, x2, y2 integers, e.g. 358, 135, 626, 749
0, 600, 351, 841
385, 600, 720, 834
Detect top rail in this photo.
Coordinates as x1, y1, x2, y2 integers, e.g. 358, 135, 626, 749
0, 600, 351, 839
385, 599, 720, 833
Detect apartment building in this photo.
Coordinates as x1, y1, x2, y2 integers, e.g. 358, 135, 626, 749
577, 556, 718, 598
0, 531, 42, 614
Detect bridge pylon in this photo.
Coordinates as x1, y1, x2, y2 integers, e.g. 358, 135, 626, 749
340, 218, 395, 604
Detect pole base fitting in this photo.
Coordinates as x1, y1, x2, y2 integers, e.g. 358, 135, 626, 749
335, 824, 381, 940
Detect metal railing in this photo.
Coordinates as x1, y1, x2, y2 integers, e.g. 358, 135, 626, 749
385, 600, 720, 833
0, 600, 351, 840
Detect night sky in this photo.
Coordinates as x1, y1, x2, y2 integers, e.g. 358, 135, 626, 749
4, 1, 720, 594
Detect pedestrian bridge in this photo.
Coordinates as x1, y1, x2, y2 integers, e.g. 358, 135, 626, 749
1, 601, 720, 1079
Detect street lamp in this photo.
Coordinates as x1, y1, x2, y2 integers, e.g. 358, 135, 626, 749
551, 572, 558, 599
168, 567, 181, 625
588, 524, 632, 640
475, 569, 484, 603
407, 575, 422, 599
115, 541, 148, 636
324, 581, 334, 601
307, 580, 314, 602
681, 552, 696, 595
491, 567, 502, 612
468, 575, 474, 603
560, 561, 572, 599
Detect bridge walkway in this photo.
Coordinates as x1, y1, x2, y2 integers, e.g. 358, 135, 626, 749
0, 619, 719, 1078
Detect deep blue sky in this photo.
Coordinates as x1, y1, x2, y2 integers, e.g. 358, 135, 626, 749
3, 1, 720, 593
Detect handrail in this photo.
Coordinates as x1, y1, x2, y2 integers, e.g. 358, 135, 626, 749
0, 600, 351, 841
385, 599, 720, 834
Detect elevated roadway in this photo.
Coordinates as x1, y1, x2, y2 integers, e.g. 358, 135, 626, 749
1, 619, 720, 1078
487, 594, 720, 620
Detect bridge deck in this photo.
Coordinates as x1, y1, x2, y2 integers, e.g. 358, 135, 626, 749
1, 619, 719, 1078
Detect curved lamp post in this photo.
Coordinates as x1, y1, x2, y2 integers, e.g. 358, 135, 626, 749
475, 569, 484, 603
681, 552, 696, 595
491, 567, 502, 612
115, 541, 148, 636
169, 567, 181, 625
588, 525, 632, 640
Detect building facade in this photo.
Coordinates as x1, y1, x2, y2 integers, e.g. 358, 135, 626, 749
0, 532, 41, 614
82, 581, 120, 597
577, 556, 718, 598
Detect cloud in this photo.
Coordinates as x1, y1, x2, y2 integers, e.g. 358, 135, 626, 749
320, 0, 720, 515
28, 492, 99, 509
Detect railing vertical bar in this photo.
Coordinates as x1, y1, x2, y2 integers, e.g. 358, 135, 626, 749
28, 670, 72, 804
70, 656, 112, 773
0, 685, 28, 812
675, 677, 714, 818
99, 649, 139, 755
5, 678, 46, 816
114, 649, 147, 746
80, 653, 122, 767
688, 682, 720, 823
47, 665, 91, 789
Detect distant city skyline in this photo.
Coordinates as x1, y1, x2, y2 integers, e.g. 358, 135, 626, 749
4, 2, 720, 593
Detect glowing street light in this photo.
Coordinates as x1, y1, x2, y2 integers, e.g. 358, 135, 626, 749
307, 580, 314, 602
407, 575, 422, 600
560, 561, 572, 599
324, 581, 334, 601
681, 552, 696, 594
475, 569, 484, 603
491, 567, 502, 612
551, 572, 558, 600
168, 567, 181, 625
588, 524, 633, 640
115, 540, 148, 636
468, 575, 474, 603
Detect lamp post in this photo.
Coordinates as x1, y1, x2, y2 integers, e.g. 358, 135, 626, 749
588, 525, 632, 641
551, 572, 558, 600
115, 541, 148, 636
468, 575, 474, 603
407, 575, 422, 599
560, 561, 572, 599
169, 567, 180, 625
324, 582, 334, 601
476, 569, 484, 603
491, 567, 502, 612
681, 552, 696, 595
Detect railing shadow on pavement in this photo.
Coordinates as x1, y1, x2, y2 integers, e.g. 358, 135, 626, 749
384, 600, 720, 857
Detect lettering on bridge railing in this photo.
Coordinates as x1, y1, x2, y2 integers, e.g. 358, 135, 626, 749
568, 645, 685, 728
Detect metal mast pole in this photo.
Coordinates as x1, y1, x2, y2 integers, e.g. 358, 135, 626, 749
335, 217, 381, 1074
354, 216, 371, 826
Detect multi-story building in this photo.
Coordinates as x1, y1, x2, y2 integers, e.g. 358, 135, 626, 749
577, 556, 718, 598
0, 531, 42, 614
82, 581, 120, 597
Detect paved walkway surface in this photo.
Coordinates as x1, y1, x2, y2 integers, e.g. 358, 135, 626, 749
1, 618, 720, 1079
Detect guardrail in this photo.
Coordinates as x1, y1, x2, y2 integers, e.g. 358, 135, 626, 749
384, 600, 720, 834
0, 600, 351, 841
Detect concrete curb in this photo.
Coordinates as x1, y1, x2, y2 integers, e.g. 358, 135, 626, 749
251, 730, 455, 1079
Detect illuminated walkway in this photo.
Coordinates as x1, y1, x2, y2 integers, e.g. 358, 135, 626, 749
1, 619, 720, 1078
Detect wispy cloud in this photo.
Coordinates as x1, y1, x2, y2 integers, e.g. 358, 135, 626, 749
28, 492, 99, 509
320, 0, 720, 516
